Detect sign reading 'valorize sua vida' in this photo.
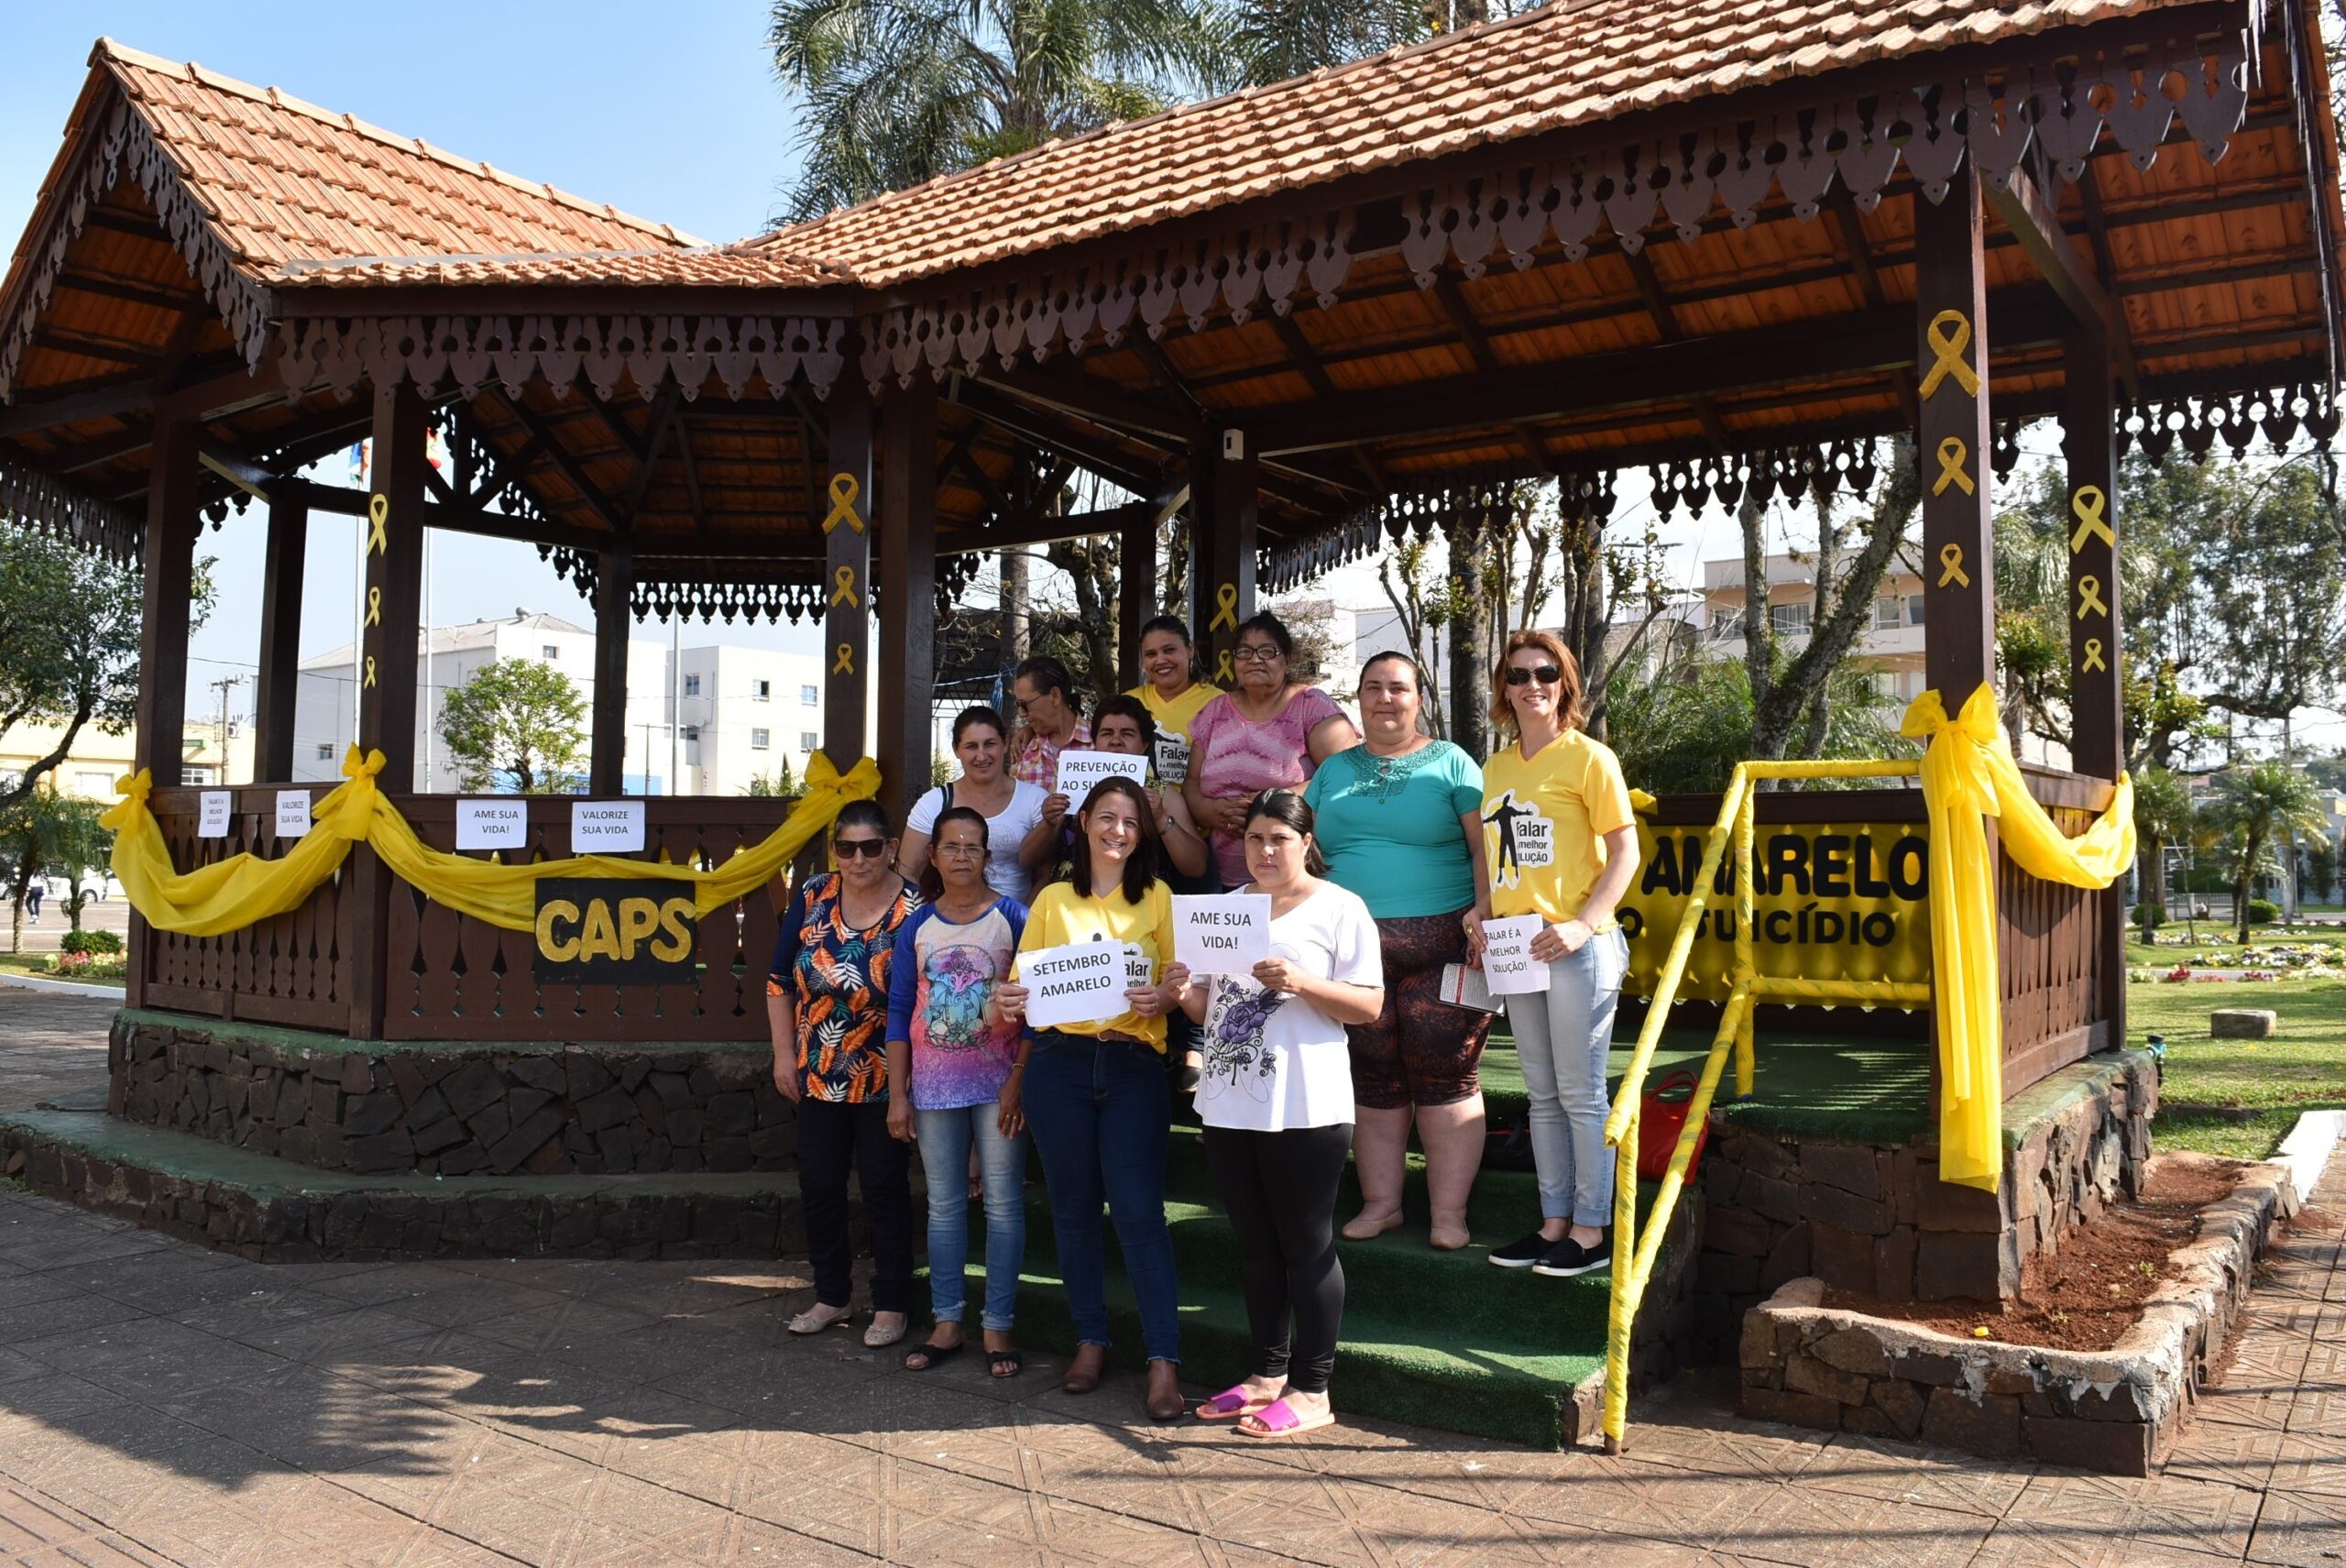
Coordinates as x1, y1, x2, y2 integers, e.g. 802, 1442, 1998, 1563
572, 798, 646, 852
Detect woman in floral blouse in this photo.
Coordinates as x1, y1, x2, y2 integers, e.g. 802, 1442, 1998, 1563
767, 799, 923, 1347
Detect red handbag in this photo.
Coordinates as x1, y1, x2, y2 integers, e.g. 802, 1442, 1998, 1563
1636, 1069, 1710, 1183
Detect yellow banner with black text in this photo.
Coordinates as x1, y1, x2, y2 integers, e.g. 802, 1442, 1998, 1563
1618, 819, 1933, 1003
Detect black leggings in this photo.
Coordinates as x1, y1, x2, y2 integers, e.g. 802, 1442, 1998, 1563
1200, 1123, 1352, 1394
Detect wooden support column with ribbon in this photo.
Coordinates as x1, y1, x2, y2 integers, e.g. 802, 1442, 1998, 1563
348, 379, 428, 1037
824, 378, 874, 766
2064, 320, 2127, 1051
1190, 428, 1257, 687
1117, 504, 1154, 689
877, 378, 937, 828
589, 545, 634, 795
1916, 161, 1996, 709
254, 488, 308, 783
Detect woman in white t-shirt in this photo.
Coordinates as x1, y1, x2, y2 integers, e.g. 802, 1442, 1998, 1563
1165, 790, 1383, 1439
900, 706, 1050, 903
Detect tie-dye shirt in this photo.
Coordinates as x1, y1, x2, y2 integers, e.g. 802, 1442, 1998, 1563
884, 896, 1029, 1111
767, 872, 923, 1103
1186, 685, 1349, 885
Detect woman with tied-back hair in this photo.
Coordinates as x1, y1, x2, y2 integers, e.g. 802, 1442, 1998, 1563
1304, 652, 1495, 1252
1479, 631, 1639, 1281
899, 706, 1050, 902
1126, 614, 1219, 792
1183, 611, 1361, 890
992, 776, 1188, 1422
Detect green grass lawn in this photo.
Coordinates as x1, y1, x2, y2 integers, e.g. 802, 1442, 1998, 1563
2124, 922, 2346, 968
2133, 976, 2346, 1158
0, 953, 124, 987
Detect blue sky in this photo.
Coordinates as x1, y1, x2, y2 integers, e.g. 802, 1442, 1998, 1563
0, 2, 833, 713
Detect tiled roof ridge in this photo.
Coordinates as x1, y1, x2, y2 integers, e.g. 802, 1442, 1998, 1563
90, 37, 703, 249
752, 0, 1637, 246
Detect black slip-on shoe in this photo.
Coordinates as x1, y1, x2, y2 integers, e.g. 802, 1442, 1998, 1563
1487, 1229, 1551, 1268
1531, 1234, 1612, 1277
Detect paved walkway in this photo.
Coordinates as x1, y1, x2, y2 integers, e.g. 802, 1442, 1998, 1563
1, 995, 2341, 1567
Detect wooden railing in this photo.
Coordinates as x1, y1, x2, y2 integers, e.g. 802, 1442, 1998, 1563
130, 787, 797, 1042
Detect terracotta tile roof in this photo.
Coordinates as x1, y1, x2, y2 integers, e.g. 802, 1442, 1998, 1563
750, 0, 2205, 285
93, 38, 698, 282
275, 247, 850, 290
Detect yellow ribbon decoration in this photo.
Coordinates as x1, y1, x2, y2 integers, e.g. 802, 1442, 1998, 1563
833, 643, 855, 674
1209, 582, 1240, 632
1932, 437, 1974, 497
1919, 309, 1980, 400
1899, 685, 2135, 1190
1215, 650, 1234, 684
2069, 486, 2114, 553
365, 587, 380, 628
2076, 575, 2108, 620
2082, 638, 2107, 673
364, 655, 378, 688
831, 565, 860, 609
103, 747, 882, 936
367, 494, 388, 555
821, 473, 864, 534
1936, 543, 1970, 587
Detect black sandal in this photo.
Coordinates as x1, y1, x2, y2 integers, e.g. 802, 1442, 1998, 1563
903, 1338, 965, 1372
988, 1349, 1024, 1379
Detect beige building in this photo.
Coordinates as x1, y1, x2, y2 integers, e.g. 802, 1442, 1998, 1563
1, 717, 255, 798
1695, 551, 1929, 703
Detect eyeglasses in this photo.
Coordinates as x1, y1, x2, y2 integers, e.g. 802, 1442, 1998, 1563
1232, 645, 1283, 663
833, 838, 890, 860
935, 842, 987, 860
1505, 665, 1564, 686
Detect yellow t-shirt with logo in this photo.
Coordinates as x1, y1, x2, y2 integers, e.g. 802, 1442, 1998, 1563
1481, 730, 1638, 922
1013, 878, 1178, 1049
1129, 682, 1218, 785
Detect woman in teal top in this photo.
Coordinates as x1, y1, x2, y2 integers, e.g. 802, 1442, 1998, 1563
1302, 652, 1493, 1252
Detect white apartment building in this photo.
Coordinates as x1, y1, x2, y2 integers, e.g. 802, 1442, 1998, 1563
1694, 551, 1930, 703
292, 611, 830, 795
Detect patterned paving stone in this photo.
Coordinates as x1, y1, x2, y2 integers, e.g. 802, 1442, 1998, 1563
2249, 1486, 2346, 1568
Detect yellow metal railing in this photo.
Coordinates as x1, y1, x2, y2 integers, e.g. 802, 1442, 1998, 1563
1598, 757, 1923, 1453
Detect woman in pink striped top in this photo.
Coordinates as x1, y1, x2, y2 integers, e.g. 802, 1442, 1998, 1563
1182, 612, 1362, 888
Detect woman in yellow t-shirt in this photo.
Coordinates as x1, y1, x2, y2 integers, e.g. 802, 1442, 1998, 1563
994, 776, 1187, 1421
1477, 630, 1639, 1281
1128, 614, 1219, 790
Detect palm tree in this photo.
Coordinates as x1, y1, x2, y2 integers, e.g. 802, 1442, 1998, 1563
2209, 762, 2331, 943
768, 0, 1217, 221
1222, 0, 1423, 85
2130, 763, 2196, 934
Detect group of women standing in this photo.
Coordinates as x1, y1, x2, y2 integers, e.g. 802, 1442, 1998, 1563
765, 614, 1638, 1436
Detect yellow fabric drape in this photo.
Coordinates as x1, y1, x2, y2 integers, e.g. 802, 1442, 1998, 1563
1899, 684, 2135, 1191
106, 747, 881, 937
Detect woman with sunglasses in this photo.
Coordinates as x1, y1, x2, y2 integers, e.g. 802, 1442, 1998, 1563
1480, 632, 1639, 1280
1183, 611, 1360, 890
992, 776, 1188, 1421
767, 799, 925, 1344
885, 806, 1030, 1378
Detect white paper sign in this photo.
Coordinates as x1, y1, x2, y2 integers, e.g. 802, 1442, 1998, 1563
196, 790, 231, 839
274, 790, 312, 839
1022, 941, 1129, 1029
455, 798, 529, 850
572, 799, 645, 852
1173, 893, 1271, 973
1054, 749, 1150, 798
1480, 914, 1550, 996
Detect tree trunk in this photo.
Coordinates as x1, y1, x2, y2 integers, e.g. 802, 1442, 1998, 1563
1449, 514, 1492, 760
999, 549, 1029, 683
1796, 485, 1839, 759
1739, 488, 1779, 766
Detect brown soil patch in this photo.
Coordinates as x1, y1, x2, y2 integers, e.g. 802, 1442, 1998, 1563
1822, 1156, 2248, 1352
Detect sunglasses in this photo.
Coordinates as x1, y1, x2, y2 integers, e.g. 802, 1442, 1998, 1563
832, 838, 890, 860
1505, 665, 1564, 686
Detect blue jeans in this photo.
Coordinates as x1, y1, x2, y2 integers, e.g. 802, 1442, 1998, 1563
1507, 929, 1627, 1228
914, 1102, 1025, 1332
1021, 1032, 1181, 1363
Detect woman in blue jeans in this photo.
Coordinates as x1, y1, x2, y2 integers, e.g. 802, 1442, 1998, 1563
994, 777, 1187, 1421
885, 806, 1029, 1377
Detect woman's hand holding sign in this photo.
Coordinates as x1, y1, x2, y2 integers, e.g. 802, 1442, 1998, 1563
992, 980, 1029, 1024
1529, 918, 1593, 962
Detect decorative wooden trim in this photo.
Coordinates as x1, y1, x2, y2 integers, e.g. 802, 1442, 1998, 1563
0, 446, 141, 561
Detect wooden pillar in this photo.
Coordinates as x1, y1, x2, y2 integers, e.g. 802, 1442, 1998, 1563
346, 380, 427, 1039
1189, 429, 1258, 687
253, 489, 307, 783
2064, 323, 2127, 1048
1117, 506, 1154, 689
589, 546, 634, 795
823, 378, 874, 764
1915, 165, 1995, 706
877, 380, 937, 827
137, 416, 201, 780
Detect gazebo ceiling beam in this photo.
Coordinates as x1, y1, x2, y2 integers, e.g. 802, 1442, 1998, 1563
488, 388, 625, 534
675, 420, 708, 532
946, 444, 1015, 521
2073, 161, 2145, 402
949, 379, 1163, 496
1617, 248, 1731, 453
1824, 185, 1921, 428
1986, 166, 2121, 358
1432, 273, 1566, 473
619, 383, 683, 521
274, 475, 611, 552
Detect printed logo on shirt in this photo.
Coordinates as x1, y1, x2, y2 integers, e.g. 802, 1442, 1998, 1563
1152, 731, 1191, 786
1482, 790, 1556, 889
1200, 975, 1288, 1103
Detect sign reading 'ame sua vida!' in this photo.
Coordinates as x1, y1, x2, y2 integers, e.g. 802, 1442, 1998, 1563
533, 877, 698, 983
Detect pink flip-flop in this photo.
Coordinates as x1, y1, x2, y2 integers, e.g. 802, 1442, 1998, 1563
1194, 1383, 1276, 1421
1238, 1397, 1335, 1438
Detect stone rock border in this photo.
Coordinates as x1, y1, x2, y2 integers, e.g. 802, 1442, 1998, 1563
1738, 1155, 2295, 1474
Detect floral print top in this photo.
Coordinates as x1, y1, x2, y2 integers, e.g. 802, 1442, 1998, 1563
767, 871, 922, 1103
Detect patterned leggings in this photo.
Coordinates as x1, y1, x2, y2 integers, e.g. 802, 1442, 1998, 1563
1345, 908, 1493, 1110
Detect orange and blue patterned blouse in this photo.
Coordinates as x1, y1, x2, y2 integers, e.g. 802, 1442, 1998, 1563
767, 871, 923, 1103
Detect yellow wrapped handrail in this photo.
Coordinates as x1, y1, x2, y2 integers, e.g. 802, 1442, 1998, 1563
103, 746, 882, 936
